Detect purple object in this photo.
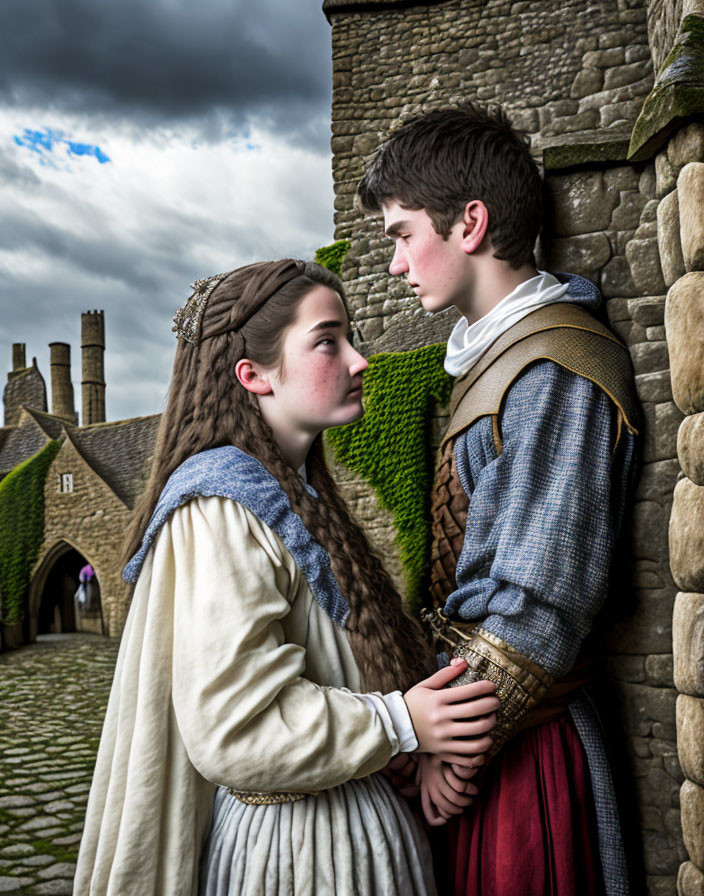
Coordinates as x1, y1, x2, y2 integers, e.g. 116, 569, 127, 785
79, 564, 94, 582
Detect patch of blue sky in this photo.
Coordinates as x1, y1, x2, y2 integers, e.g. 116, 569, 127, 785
14, 127, 110, 165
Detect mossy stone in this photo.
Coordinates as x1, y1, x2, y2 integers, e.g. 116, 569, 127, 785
629, 14, 704, 161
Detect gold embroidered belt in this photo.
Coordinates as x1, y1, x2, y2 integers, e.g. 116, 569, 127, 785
227, 788, 317, 806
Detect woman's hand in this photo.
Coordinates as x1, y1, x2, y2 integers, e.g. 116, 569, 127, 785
418, 754, 477, 827
403, 658, 500, 767
380, 752, 419, 798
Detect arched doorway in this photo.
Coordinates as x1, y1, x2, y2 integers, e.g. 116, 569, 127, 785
29, 542, 104, 640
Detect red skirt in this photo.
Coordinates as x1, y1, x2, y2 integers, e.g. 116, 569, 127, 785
447, 714, 604, 896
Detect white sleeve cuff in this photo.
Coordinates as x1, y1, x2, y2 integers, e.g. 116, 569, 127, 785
345, 689, 418, 754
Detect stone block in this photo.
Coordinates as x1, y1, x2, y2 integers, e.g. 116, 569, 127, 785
642, 199, 660, 225
646, 654, 674, 686
677, 695, 704, 787
657, 189, 686, 287
673, 593, 704, 696
630, 296, 666, 326
680, 413, 704, 485
545, 233, 611, 276
630, 341, 669, 374
570, 68, 603, 98
604, 590, 675, 655
681, 780, 704, 869
633, 499, 669, 560
642, 401, 684, 463
603, 60, 652, 90
668, 123, 704, 170
626, 238, 667, 295
545, 172, 618, 236
678, 164, 704, 272
611, 190, 647, 230
657, 151, 678, 199
636, 458, 680, 499
665, 273, 704, 414
601, 256, 639, 297
605, 166, 641, 192
636, 371, 673, 403
640, 165, 657, 200
678, 861, 704, 896
606, 654, 646, 682
671, 480, 704, 592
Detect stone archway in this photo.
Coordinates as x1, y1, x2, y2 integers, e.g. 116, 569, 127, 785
28, 541, 104, 641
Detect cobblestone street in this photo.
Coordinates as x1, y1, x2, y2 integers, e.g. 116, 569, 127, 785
0, 635, 119, 894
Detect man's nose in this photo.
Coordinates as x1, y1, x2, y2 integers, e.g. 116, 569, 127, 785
389, 245, 408, 276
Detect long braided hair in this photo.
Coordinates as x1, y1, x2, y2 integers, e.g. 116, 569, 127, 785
124, 259, 434, 692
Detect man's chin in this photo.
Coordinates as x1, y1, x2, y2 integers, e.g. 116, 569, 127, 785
419, 295, 452, 315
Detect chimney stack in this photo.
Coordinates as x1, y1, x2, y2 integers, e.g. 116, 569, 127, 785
12, 343, 26, 371
81, 310, 106, 425
49, 342, 78, 423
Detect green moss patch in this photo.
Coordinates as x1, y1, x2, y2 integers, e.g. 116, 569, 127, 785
0, 440, 61, 625
327, 344, 452, 612
315, 240, 351, 277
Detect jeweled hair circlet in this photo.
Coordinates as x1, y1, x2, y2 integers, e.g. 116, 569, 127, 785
172, 260, 307, 345
172, 273, 229, 345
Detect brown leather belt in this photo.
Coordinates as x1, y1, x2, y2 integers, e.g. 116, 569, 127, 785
517, 658, 594, 731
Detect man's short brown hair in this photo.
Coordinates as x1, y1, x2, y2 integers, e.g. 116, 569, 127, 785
357, 104, 543, 269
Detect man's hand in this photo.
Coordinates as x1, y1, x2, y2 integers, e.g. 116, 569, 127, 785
380, 752, 419, 798
418, 754, 477, 827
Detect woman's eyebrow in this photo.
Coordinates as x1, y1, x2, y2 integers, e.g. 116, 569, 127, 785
307, 320, 346, 333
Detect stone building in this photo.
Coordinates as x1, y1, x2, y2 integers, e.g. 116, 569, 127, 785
0, 313, 159, 647
321, 0, 704, 891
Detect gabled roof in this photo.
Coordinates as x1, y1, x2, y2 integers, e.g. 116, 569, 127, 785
71, 415, 161, 508
23, 407, 72, 440
0, 414, 51, 476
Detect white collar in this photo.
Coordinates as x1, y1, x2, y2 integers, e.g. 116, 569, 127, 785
444, 271, 570, 377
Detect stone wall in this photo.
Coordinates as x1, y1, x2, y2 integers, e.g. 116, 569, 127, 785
31, 435, 132, 639
325, 0, 686, 890
541, 157, 686, 892
659, 124, 704, 895
329, 0, 653, 340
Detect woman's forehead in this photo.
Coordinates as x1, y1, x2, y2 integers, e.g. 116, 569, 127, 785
295, 285, 348, 329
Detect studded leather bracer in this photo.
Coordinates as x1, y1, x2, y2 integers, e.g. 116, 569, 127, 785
423, 609, 553, 759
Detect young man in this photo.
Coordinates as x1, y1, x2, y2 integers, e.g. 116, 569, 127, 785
358, 106, 639, 896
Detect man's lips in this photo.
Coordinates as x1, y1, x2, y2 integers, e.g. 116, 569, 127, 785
347, 384, 363, 398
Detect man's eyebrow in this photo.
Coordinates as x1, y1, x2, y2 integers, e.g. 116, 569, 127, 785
385, 221, 410, 238
306, 319, 346, 333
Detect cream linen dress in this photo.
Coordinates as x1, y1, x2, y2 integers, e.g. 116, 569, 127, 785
74, 495, 435, 896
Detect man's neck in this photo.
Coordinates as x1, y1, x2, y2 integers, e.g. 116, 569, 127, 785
460, 261, 540, 324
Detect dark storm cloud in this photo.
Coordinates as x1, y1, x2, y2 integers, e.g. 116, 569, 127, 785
0, 0, 331, 144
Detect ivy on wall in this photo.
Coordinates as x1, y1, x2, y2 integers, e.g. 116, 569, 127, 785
0, 440, 61, 625
327, 345, 452, 613
315, 240, 351, 277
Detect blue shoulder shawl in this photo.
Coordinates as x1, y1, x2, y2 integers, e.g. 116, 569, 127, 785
122, 446, 350, 627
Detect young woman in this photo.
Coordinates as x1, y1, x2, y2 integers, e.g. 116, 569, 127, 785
73, 259, 498, 896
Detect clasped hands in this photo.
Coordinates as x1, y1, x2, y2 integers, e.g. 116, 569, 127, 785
383, 657, 499, 825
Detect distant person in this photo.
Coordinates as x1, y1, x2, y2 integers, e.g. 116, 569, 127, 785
74, 260, 499, 895
358, 105, 640, 896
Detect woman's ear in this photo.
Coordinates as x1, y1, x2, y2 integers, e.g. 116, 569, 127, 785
235, 359, 273, 395
461, 200, 490, 255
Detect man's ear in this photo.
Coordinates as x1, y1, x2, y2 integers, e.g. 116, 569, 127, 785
235, 359, 273, 395
460, 200, 490, 255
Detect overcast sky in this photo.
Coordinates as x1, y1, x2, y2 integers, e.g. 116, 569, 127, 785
0, 0, 335, 422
